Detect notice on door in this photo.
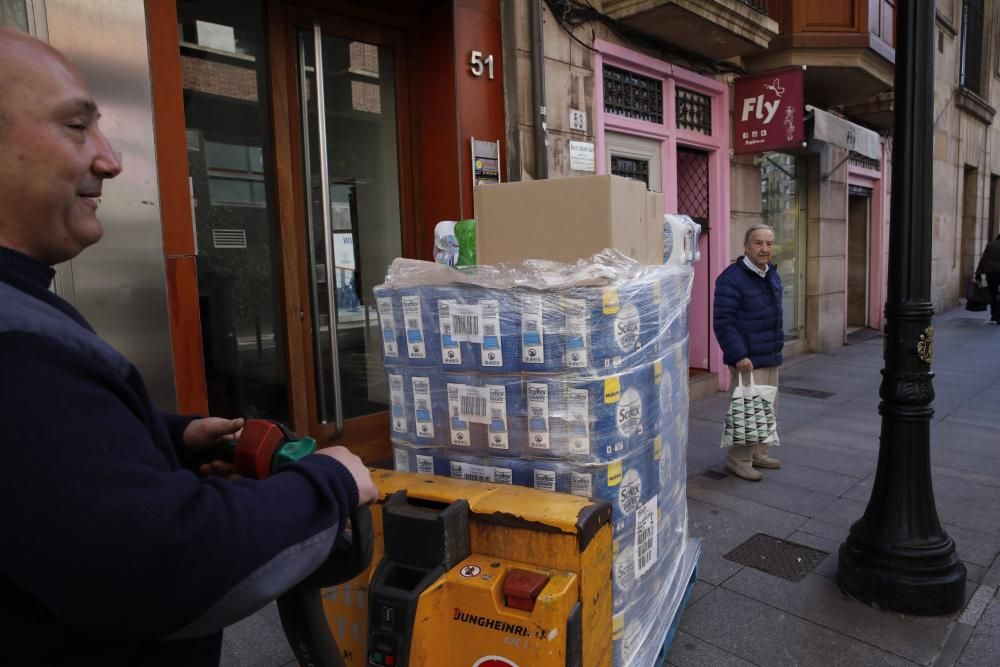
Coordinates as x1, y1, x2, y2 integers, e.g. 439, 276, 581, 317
570, 141, 595, 172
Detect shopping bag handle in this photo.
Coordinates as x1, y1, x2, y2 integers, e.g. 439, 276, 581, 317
736, 369, 756, 388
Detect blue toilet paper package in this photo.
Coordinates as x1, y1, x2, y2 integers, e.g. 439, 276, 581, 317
392, 443, 451, 476
397, 287, 441, 367
432, 287, 475, 368
518, 288, 565, 372
406, 370, 448, 446
442, 372, 525, 456
375, 249, 696, 654
560, 364, 658, 461
374, 287, 404, 367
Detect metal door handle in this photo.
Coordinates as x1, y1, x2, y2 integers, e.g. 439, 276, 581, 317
314, 25, 344, 435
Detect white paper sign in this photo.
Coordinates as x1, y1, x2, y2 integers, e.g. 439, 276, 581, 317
570, 141, 596, 172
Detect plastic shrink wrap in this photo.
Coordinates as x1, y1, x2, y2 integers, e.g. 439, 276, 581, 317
377, 249, 696, 666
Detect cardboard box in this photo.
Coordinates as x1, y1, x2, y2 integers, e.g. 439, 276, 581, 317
474, 175, 665, 266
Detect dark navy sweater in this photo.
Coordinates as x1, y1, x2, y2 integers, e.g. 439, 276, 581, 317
712, 258, 784, 368
0, 246, 360, 666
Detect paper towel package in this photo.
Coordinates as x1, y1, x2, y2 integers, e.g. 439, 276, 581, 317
376, 250, 695, 667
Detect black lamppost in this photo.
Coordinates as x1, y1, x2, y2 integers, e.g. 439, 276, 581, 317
837, 0, 966, 615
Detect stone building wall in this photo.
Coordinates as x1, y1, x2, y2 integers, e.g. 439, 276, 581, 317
932, 0, 1000, 313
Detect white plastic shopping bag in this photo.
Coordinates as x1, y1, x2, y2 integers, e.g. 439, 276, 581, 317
721, 370, 778, 448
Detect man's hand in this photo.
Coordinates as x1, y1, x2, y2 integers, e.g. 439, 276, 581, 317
183, 417, 244, 479
736, 358, 753, 373
317, 446, 378, 505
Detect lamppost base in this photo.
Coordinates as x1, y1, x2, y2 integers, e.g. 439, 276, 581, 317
837, 529, 966, 616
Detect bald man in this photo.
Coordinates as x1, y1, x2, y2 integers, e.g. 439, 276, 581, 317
0, 29, 376, 666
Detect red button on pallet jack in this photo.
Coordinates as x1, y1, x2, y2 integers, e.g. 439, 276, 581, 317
503, 569, 549, 612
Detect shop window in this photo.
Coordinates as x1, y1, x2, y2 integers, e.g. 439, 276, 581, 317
205, 140, 266, 207
676, 147, 710, 228
960, 0, 984, 95
675, 87, 712, 135
603, 65, 663, 124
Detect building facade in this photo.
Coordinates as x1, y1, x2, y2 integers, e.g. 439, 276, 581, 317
931, 0, 1000, 311
2, 0, 993, 460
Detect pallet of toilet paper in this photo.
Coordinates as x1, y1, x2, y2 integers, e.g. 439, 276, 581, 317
375, 249, 695, 666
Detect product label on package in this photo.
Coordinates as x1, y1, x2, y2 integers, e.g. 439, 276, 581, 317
451, 303, 484, 343
487, 384, 509, 450
401, 295, 426, 359
411, 376, 435, 439
450, 461, 513, 485
617, 387, 643, 438
377, 297, 399, 358
563, 298, 589, 368
533, 468, 556, 492
458, 385, 491, 424
635, 495, 658, 578
571, 472, 593, 497
614, 302, 642, 353
393, 447, 409, 471
565, 388, 590, 455
526, 382, 551, 450
389, 373, 407, 434
447, 383, 472, 446
479, 300, 503, 367
521, 295, 545, 364
415, 453, 435, 474
438, 300, 463, 365
619, 468, 643, 513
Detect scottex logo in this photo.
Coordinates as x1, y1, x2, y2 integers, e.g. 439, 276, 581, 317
452, 608, 529, 636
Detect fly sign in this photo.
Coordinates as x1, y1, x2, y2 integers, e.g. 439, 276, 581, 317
733, 67, 805, 154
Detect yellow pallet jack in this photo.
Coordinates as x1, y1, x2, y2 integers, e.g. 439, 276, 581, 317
291, 469, 614, 667
226, 422, 615, 666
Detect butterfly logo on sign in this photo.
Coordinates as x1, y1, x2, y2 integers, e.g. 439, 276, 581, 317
763, 78, 785, 98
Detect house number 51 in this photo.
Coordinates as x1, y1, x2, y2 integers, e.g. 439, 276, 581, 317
470, 51, 494, 79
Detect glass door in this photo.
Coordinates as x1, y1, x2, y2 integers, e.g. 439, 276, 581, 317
297, 19, 406, 441
760, 152, 806, 340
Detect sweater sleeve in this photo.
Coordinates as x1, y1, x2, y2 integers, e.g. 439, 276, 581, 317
0, 333, 360, 642
713, 270, 748, 366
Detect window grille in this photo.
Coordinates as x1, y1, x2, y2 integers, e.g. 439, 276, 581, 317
677, 147, 710, 228
212, 229, 248, 249
960, 0, 984, 95
603, 65, 663, 124
675, 87, 713, 135
610, 155, 650, 189
848, 152, 880, 171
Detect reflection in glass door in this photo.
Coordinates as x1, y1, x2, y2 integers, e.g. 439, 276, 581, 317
178, 0, 290, 422
299, 26, 403, 430
760, 152, 806, 339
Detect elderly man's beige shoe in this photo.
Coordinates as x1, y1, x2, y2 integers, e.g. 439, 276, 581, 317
726, 446, 762, 481
752, 443, 782, 469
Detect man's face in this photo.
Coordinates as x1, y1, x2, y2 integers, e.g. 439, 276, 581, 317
745, 228, 775, 270
0, 33, 121, 265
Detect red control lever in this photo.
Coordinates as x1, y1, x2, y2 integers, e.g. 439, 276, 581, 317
234, 420, 289, 480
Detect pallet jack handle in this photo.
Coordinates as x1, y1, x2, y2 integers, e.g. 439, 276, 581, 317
276, 505, 374, 667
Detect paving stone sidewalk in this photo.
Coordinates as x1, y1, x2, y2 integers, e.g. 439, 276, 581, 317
220, 307, 1000, 667
665, 307, 1000, 667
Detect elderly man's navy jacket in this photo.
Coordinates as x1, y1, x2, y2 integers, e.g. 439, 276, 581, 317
713, 259, 784, 368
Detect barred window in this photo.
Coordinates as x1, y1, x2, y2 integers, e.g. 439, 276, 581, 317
675, 87, 712, 135
604, 65, 663, 124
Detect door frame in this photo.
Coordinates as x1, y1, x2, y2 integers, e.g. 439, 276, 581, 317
269, 2, 417, 459
592, 38, 730, 386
